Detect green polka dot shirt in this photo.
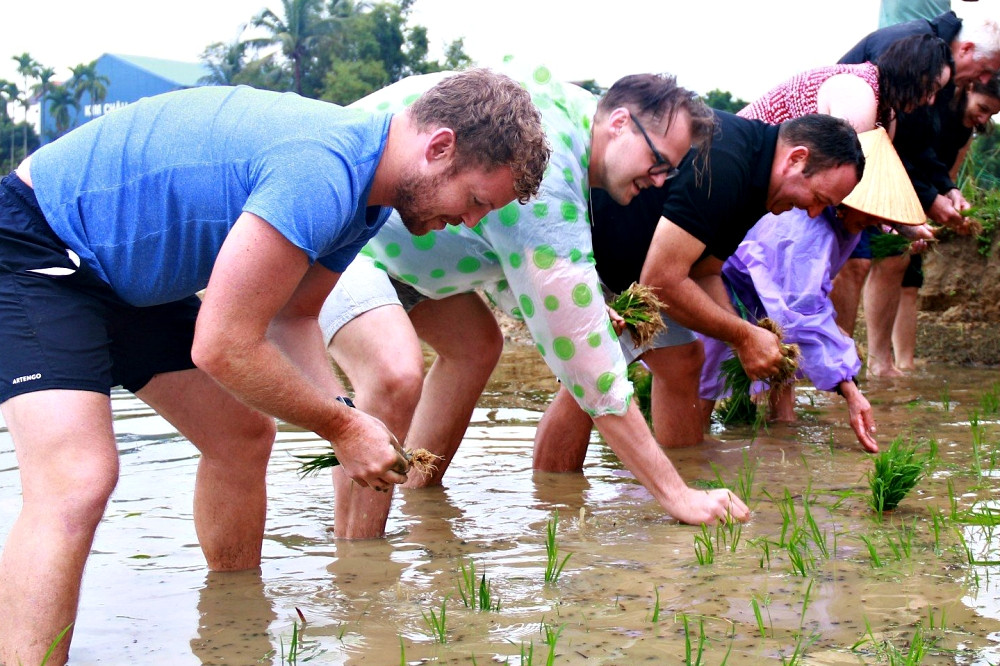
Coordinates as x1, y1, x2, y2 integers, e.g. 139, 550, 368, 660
349, 65, 633, 416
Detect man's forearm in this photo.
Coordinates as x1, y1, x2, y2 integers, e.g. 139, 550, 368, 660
658, 276, 748, 344
593, 405, 688, 505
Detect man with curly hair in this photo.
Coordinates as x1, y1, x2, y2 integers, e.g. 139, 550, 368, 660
0, 68, 548, 665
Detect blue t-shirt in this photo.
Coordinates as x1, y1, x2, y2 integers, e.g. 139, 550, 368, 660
30, 85, 392, 306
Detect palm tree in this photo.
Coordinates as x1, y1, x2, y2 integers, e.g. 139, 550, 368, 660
199, 35, 250, 86
0, 79, 19, 171
45, 84, 77, 139
248, 0, 336, 95
69, 61, 109, 122
12, 52, 38, 159
33, 66, 56, 140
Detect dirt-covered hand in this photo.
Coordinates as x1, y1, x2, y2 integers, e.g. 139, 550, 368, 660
734, 323, 783, 380
331, 409, 409, 492
669, 487, 751, 525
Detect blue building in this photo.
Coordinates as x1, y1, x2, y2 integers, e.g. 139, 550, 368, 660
39, 53, 210, 143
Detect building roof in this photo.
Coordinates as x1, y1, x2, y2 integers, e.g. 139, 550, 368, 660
104, 53, 210, 87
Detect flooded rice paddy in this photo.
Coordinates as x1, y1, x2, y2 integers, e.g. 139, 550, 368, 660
2, 345, 1000, 664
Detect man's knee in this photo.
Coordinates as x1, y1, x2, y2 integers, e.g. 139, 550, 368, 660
373, 362, 425, 410
27, 455, 119, 531
200, 410, 276, 468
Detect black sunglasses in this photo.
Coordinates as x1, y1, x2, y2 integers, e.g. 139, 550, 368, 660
630, 114, 680, 179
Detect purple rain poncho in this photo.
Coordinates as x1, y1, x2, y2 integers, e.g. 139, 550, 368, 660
699, 207, 863, 399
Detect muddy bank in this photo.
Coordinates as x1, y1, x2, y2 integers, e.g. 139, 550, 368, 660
914, 232, 1000, 366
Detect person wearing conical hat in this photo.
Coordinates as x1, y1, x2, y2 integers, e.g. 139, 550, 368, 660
696, 127, 924, 453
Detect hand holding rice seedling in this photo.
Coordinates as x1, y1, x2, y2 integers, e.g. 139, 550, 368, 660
716, 318, 800, 427
609, 282, 667, 349
296, 446, 440, 478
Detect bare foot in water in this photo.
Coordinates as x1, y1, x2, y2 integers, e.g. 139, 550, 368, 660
868, 359, 904, 378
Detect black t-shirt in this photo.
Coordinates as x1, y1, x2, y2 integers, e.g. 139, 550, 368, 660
592, 111, 778, 293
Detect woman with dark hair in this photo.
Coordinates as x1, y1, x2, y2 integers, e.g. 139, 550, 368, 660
738, 33, 952, 136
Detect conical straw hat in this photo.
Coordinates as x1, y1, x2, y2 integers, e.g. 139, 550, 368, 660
840, 126, 925, 226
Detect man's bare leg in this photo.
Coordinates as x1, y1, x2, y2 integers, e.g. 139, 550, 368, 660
327, 294, 502, 537
768, 384, 797, 422
328, 304, 425, 538
643, 341, 708, 448
892, 286, 920, 371
534, 386, 594, 472
830, 258, 871, 336
863, 255, 908, 377
138, 369, 276, 570
405, 293, 504, 485
0, 390, 118, 666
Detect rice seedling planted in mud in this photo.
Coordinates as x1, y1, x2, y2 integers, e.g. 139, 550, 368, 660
457, 557, 500, 612
421, 597, 448, 644
544, 511, 572, 583
868, 436, 931, 519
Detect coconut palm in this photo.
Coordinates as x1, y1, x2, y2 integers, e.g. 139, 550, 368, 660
248, 0, 338, 95
199, 34, 251, 86
33, 66, 56, 139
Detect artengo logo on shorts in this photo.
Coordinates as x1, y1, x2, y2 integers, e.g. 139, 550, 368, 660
12, 373, 42, 384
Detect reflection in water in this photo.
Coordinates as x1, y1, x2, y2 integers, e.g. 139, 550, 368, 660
191, 570, 276, 664
1, 350, 1000, 663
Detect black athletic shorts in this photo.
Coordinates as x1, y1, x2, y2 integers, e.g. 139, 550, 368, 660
901, 253, 924, 289
0, 173, 199, 403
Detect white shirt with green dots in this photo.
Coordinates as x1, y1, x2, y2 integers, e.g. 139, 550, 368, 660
351, 63, 633, 417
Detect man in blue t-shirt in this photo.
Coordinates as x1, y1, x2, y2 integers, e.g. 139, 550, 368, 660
0, 70, 549, 665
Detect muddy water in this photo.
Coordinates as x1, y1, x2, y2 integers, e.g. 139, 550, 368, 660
2, 347, 1000, 665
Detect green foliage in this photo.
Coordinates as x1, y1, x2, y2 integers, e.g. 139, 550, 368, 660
869, 232, 912, 260
701, 88, 749, 114
627, 362, 652, 423
213, 0, 472, 103
294, 449, 340, 476
958, 133, 1000, 256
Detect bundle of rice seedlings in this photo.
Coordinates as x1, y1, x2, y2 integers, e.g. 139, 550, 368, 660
714, 318, 800, 429
610, 282, 667, 349
296, 447, 440, 478
869, 231, 912, 259
717, 355, 763, 428
867, 436, 929, 518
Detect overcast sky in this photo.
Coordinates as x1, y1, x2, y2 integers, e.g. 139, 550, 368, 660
1, 1, 987, 102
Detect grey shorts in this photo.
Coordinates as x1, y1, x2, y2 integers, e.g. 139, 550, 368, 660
319, 255, 427, 346
614, 300, 698, 364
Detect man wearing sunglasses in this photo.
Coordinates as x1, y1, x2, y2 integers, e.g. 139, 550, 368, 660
534, 111, 865, 465
318, 66, 751, 539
